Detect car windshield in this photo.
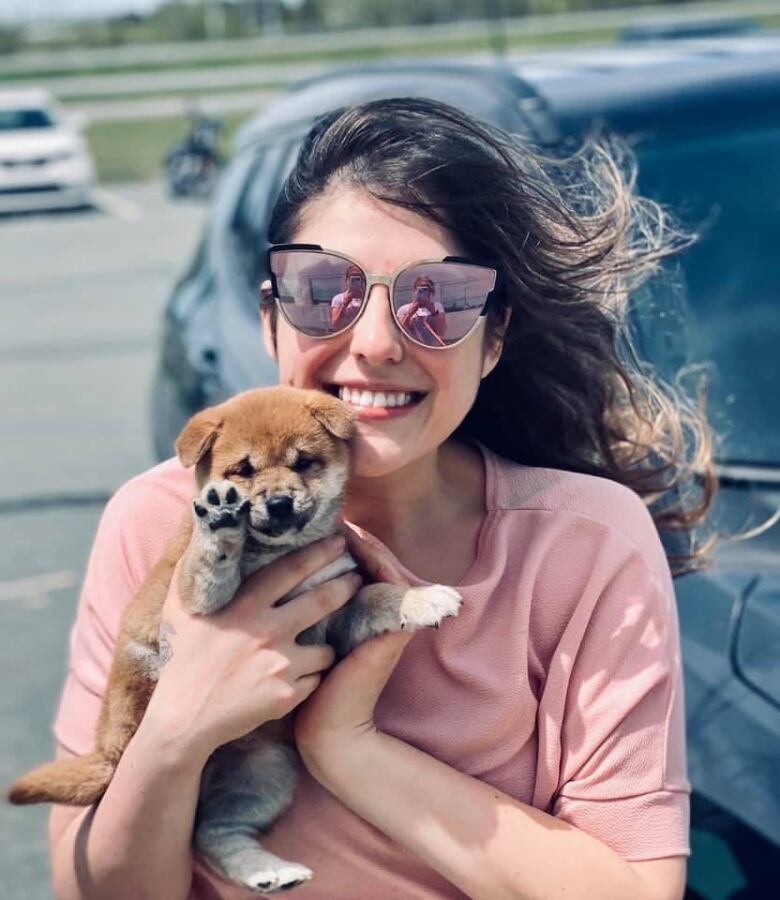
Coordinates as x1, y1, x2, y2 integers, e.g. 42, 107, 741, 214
0, 108, 54, 130
635, 121, 780, 468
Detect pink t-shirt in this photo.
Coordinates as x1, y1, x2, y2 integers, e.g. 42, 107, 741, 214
54, 445, 690, 898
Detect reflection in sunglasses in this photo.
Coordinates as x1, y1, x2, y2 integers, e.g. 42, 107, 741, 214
269, 248, 497, 347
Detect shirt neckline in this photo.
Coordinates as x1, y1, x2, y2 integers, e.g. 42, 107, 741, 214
344, 441, 500, 590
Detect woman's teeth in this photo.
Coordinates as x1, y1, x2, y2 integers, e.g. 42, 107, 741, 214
337, 386, 416, 408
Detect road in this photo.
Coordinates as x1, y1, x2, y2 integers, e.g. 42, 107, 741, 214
0, 184, 207, 898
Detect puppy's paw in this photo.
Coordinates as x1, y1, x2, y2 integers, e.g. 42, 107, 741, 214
193, 480, 250, 541
246, 860, 313, 894
399, 584, 462, 631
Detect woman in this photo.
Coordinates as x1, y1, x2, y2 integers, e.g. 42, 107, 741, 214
395, 274, 447, 346
48, 98, 714, 899
329, 264, 366, 329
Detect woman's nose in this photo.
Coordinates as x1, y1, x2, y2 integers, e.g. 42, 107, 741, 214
348, 284, 404, 365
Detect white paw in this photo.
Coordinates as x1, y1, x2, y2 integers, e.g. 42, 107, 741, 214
399, 584, 462, 630
246, 861, 313, 894
193, 480, 250, 542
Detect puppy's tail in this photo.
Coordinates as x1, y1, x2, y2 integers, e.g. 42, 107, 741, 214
7, 753, 115, 806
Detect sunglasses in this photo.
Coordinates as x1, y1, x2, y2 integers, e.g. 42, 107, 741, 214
266, 243, 498, 350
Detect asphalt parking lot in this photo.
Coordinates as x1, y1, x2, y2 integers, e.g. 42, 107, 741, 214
0, 184, 207, 898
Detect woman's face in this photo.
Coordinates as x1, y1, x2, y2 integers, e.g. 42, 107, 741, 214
346, 268, 365, 298
263, 187, 503, 478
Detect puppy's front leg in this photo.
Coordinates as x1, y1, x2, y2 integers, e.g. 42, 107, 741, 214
327, 583, 462, 658
179, 480, 249, 615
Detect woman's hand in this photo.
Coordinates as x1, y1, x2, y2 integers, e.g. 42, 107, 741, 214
294, 525, 415, 774
141, 534, 362, 765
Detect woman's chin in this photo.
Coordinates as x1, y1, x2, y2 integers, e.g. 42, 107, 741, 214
348, 434, 420, 480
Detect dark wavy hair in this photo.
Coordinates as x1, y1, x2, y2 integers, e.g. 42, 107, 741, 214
268, 97, 717, 575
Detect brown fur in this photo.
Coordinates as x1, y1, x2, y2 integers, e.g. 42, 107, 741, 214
8, 387, 353, 807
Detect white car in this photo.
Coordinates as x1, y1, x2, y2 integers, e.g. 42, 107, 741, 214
0, 88, 96, 213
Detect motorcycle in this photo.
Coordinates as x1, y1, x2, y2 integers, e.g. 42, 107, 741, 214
163, 114, 223, 199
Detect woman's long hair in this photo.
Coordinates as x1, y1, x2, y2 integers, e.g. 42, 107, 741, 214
268, 97, 717, 575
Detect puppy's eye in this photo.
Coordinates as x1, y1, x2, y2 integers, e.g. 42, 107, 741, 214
230, 459, 255, 479
292, 454, 319, 474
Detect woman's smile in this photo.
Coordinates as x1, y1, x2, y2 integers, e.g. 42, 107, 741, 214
325, 382, 427, 420
263, 188, 501, 479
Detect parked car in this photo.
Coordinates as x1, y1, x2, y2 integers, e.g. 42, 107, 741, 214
0, 87, 96, 214
151, 35, 780, 897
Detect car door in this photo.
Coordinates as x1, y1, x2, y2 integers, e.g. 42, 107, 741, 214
632, 110, 780, 893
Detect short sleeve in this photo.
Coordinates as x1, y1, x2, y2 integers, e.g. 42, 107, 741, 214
552, 546, 690, 861
53, 465, 191, 754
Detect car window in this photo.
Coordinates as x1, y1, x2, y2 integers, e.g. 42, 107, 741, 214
229, 139, 300, 294
0, 108, 54, 130
635, 121, 780, 467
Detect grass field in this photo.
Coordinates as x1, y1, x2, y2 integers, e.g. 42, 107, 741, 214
68, 83, 288, 104
71, 2, 779, 184
81, 26, 621, 184
87, 110, 250, 183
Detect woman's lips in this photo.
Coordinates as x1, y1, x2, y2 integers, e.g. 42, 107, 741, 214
325, 383, 426, 421
350, 402, 421, 421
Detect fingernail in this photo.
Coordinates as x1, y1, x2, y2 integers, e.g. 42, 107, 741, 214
330, 534, 346, 552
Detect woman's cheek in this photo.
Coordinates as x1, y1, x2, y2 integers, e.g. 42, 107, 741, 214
276, 327, 338, 389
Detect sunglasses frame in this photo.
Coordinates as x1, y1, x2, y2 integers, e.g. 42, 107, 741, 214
266, 243, 499, 351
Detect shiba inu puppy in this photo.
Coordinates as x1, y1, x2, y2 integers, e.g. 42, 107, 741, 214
8, 386, 462, 893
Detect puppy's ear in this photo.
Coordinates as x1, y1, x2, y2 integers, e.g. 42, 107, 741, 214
175, 408, 223, 467
307, 393, 355, 440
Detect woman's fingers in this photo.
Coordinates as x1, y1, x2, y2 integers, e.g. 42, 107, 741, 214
294, 642, 336, 678
227, 534, 347, 617
278, 572, 362, 636
293, 673, 323, 704
342, 523, 407, 585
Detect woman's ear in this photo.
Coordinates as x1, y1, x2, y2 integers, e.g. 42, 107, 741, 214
261, 305, 278, 361
481, 307, 512, 379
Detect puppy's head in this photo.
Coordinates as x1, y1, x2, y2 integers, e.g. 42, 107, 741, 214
176, 387, 355, 546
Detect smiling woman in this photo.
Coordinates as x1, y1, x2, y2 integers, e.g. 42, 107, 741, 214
263, 189, 502, 482
264, 98, 714, 553
45, 97, 711, 900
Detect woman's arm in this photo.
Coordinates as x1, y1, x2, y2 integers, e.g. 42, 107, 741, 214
303, 729, 684, 900
330, 293, 352, 327
397, 300, 419, 329
296, 529, 687, 900
48, 534, 360, 900
49, 720, 207, 900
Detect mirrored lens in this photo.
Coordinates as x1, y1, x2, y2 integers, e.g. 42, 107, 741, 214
393, 263, 496, 347
269, 250, 365, 337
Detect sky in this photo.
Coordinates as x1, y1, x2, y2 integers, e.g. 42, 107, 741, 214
1, 1, 165, 23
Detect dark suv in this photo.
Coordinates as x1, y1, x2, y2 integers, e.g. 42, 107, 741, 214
151, 36, 780, 898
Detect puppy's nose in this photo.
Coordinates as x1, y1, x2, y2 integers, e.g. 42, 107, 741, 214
266, 494, 294, 522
